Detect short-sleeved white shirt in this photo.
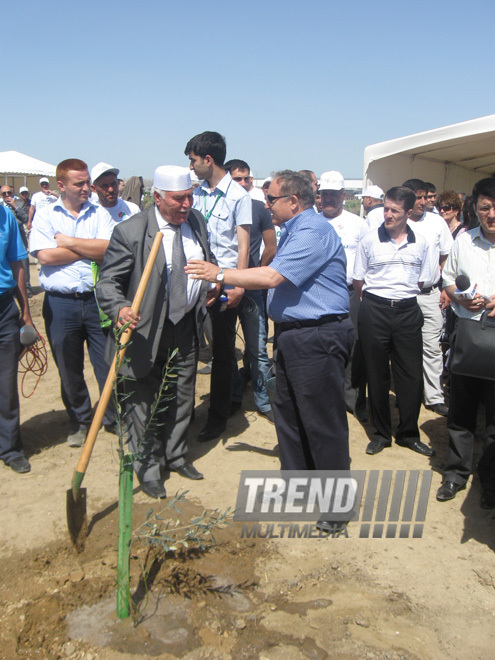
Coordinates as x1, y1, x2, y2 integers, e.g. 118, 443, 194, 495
29, 199, 114, 293
353, 223, 431, 299
96, 198, 140, 226
31, 190, 58, 209
407, 211, 453, 287
321, 209, 367, 284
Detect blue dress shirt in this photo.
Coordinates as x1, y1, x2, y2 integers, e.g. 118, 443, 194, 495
268, 207, 349, 322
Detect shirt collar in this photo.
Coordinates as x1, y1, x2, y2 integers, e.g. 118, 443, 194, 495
378, 222, 416, 243
53, 198, 95, 218
199, 171, 231, 196
472, 225, 495, 247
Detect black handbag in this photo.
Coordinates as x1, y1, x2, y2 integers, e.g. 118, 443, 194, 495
450, 311, 495, 380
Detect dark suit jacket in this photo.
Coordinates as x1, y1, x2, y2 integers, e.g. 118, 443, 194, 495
96, 205, 212, 379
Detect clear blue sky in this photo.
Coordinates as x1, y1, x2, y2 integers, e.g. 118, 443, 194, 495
4, 0, 494, 180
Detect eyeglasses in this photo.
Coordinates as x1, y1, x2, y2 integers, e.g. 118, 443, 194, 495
0, 191, 13, 197
439, 205, 453, 212
266, 194, 291, 205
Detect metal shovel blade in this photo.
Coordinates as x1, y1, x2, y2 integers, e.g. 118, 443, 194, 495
67, 486, 88, 552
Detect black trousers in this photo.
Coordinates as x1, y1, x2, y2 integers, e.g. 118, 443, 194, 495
208, 300, 239, 426
0, 296, 24, 465
273, 318, 354, 471
358, 295, 424, 443
444, 371, 495, 490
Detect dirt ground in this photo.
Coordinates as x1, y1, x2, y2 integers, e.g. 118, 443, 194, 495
1, 266, 494, 660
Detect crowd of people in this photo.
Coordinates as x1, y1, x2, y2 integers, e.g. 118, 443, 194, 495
1, 130, 494, 519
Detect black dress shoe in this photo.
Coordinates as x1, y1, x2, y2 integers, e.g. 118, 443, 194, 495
173, 462, 204, 480
425, 403, 449, 417
140, 480, 167, 499
9, 457, 31, 474
436, 481, 464, 502
316, 520, 348, 535
197, 423, 226, 442
396, 438, 435, 457
366, 439, 391, 455
480, 490, 495, 509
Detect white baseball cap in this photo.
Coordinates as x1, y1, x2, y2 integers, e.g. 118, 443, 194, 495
91, 162, 119, 183
19, 186, 29, 193
319, 170, 345, 191
39, 177, 50, 184
357, 185, 384, 200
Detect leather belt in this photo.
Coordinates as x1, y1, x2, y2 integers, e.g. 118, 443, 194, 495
46, 290, 95, 301
278, 313, 349, 332
363, 291, 417, 309
419, 281, 441, 295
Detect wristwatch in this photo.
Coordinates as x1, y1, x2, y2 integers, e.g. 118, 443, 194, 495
216, 268, 225, 283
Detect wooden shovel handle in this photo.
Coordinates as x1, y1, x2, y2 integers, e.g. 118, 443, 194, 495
74, 231, 163, 476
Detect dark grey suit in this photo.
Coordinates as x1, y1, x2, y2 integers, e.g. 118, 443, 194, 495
96, 205, 212, 482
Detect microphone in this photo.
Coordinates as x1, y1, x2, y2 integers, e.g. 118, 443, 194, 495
20, 325, 38, 347
455, 274, 476, 300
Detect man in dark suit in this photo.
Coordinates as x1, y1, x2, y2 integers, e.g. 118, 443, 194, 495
96, 166, 215, 499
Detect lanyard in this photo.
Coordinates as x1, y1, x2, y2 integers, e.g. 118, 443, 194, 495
203, 191, 223, 223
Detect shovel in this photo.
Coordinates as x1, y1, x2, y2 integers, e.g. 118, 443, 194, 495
67, 231, 163, 551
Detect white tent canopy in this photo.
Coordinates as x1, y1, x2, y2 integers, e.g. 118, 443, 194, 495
363, 115, 495, 195
0, 150, 56, 192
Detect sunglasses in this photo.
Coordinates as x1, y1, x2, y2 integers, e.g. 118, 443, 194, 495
266, 194, 291, 205
439, 205, 453, 212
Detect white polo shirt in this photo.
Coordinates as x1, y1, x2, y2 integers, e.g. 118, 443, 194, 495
407, 211, 453, 287
321, 209, 367, 285
353, 223, 431, 300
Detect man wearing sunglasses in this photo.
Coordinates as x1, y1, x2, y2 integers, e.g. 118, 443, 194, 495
403, 179, 453, 417
186, 170, 353, 478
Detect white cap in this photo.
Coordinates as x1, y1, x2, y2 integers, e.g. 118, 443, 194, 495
319, 170, 345, 191
91, 162, 119, 183
262, 177, 272, 187
153, 166, 191, 191
39, 177, 50, 184
190, 171, 200, 185
357, 185, 384, 200
19, 186, 29, 193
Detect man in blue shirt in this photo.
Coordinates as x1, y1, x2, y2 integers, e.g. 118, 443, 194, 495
186, 171, 354, 474
0, 205, 34, 473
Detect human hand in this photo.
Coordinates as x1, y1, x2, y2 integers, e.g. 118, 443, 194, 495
117, 306, 140, 330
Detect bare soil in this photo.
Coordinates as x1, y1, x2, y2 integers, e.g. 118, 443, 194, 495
1, 266, 494, 660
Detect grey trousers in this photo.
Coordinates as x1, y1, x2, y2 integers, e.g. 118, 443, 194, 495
417, 288, 444, 406
124, 312, 198, 483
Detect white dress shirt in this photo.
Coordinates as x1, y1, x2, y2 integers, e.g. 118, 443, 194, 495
154, 206, 204, 315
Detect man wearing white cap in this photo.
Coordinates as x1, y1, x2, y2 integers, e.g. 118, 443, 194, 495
27, 176, 59, 229
90, 162, 140, 225
96, 166, 215, 499
358, 185, 384, 227
319, 170, 368, 421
